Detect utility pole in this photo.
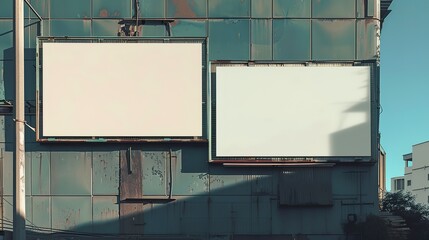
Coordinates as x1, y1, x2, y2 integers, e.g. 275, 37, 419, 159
14, 0, 26, 239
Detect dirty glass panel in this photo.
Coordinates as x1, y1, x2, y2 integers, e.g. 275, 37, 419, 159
251, 19, 272, 60
52, 196, 92, 231
32, 152, 50, 195
0, 0, 13, 18
273, 0, 311, 18
0, 61, 9, 100
170, 19, 206, 37
142, 151, 167, 196
140, 0, 165, 18
357, 19, 378, 60
27, 0, 50, 19
312, 19, 355, 61
51, 152, 92, 195
92, 19, 120, 36
0, 20, 13, 60
251, 0, 272, 18
166, 0, 207, 18
140, 24, 167, 37
209, 19, 250, 60
356, 0, 365, 18
93, 196, 120, 234
273, 19, 310, 60
50, 20, 91, 36
50, 0, 91, 18
25, 19, 44, 48
32, 196, 51, 231
209, 0, 250, 18
93, 151, 119, 195
312, 0, 355, 18
93, 0, 132, 18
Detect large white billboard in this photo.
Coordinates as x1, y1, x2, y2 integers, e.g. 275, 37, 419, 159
215, 66, 371, 157
42, 42, 202, 137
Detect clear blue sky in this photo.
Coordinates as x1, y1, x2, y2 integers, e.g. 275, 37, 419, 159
380, 0, 429, 191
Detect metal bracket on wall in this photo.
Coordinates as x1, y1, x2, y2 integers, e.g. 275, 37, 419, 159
117, 19, 175, 37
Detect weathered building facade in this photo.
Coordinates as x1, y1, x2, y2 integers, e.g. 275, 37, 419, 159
0, 0, 392, 239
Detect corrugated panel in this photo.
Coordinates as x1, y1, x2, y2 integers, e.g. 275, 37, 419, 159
250, 174, 273, 196
209, 0, 250, 18
50, 20, 92, 36
31, 152, 50, 195
273, 0, 311, 18
279, 168, 332, 206
50, 152, 92, 195
93, 0, 132, 18
93, 151, 119, 195
50, 0, 91, 18
166, 0, 207, 18
93, 196, 119, 234
51, 196, 92, 231
250, 196, 271, 234
170, 19, 207, 37
32, 196, 51, 231
312, 0, 355, 18
273, 19, 310, 60
25, 152, 31, 195
209, 172, 251, 196
92, 19, 120, 36
1, 145, 13, 195
251, 0, 272, 18
140, 0, 165, 18
357, 19, 378, 60
251, 19, 272, 61
209, 196, 252, 234
209, 19, 250, 60
142, 151, 167, 196
0, 20, 13, 60
312, 19, 356, 60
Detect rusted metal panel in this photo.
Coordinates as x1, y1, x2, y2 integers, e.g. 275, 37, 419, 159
93, 0, 132, 18
93, 151, 119, 195
273, 0, 311, 18
50, 20, 91, 36
166, 0, 207, 18
273, 19, 310, 60
51, 196, 92, 231
209, 19, 250, 60
312, 19, 356, 60
312, 0, 355, 18
31, 152, 50, 195
279, 168, 333, 206
170, 19, 207, 37
142, 151, 168, 196
357, 19, 379, 60
140, 0, 165, 18
50, 152, 92, 195
251, 19, 272, 61
51, 0, 91, 18
209, 196, 252, 234
251, 0, 272, 18
32, 196, 51, 232
209, 0, 250, 18
93, 196, 119, 234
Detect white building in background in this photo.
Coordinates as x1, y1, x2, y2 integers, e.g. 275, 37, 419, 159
391, 141, 429, 205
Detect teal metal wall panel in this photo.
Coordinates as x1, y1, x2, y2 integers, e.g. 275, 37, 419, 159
0, 20, 13, 60
140, 24, 167, 37
209, 172, 252, 196
142, 151, 168, 196
140, 0, 165, 18
250, 174, 273, 196
357, 19, 378, 60
32, 196, 51, 231
52, 196, 92, 231
166, 0, 207, 18
93, 196, 119, 234
93, 0, 132, 18
50, 20, 92, 36
26, 0, 50, 19
1, 145, 13, 195
273, 0, 311, 18
251, 19, 272, 60
312, 0, 356, 18
356, 0, 365, 18
51, 0, 91, 18
31, 152, 50, 195
24, 60, 36, 100
273, 19, 310, 60
51, 152, 92, 195
173, 197, 210, 234
251, 0, 272, 18
141, 202, 175, 234
312, 19, 356, 60
93, 151, 119, 195
170, 19, 207, 37
250, 196, 272, 234
0, 116, 5, 142
209, 196, 252, 234
0, 0, 12, 18
25, 19, 43, 48
0, 61, 8, 100
2, 196, 13, 224
25, 152, 32, 195
209, 19, 250, 60
209, 0, 250, 18
92, 19, 119, 36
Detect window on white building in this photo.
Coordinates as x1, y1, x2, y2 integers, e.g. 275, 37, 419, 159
395, 179, 404, 191
407, 180, 411, 186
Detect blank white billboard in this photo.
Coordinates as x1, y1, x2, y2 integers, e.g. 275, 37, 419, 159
42, 42, 202, 137
215, 66, 371, 157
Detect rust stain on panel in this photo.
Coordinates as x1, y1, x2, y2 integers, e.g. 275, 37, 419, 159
172, 0, 197, 18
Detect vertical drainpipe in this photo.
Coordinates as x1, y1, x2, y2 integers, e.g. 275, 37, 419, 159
14, 0, 26, 239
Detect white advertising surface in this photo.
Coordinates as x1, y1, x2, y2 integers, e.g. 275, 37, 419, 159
215, 66, 371, 157
42, 42, 202, 137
